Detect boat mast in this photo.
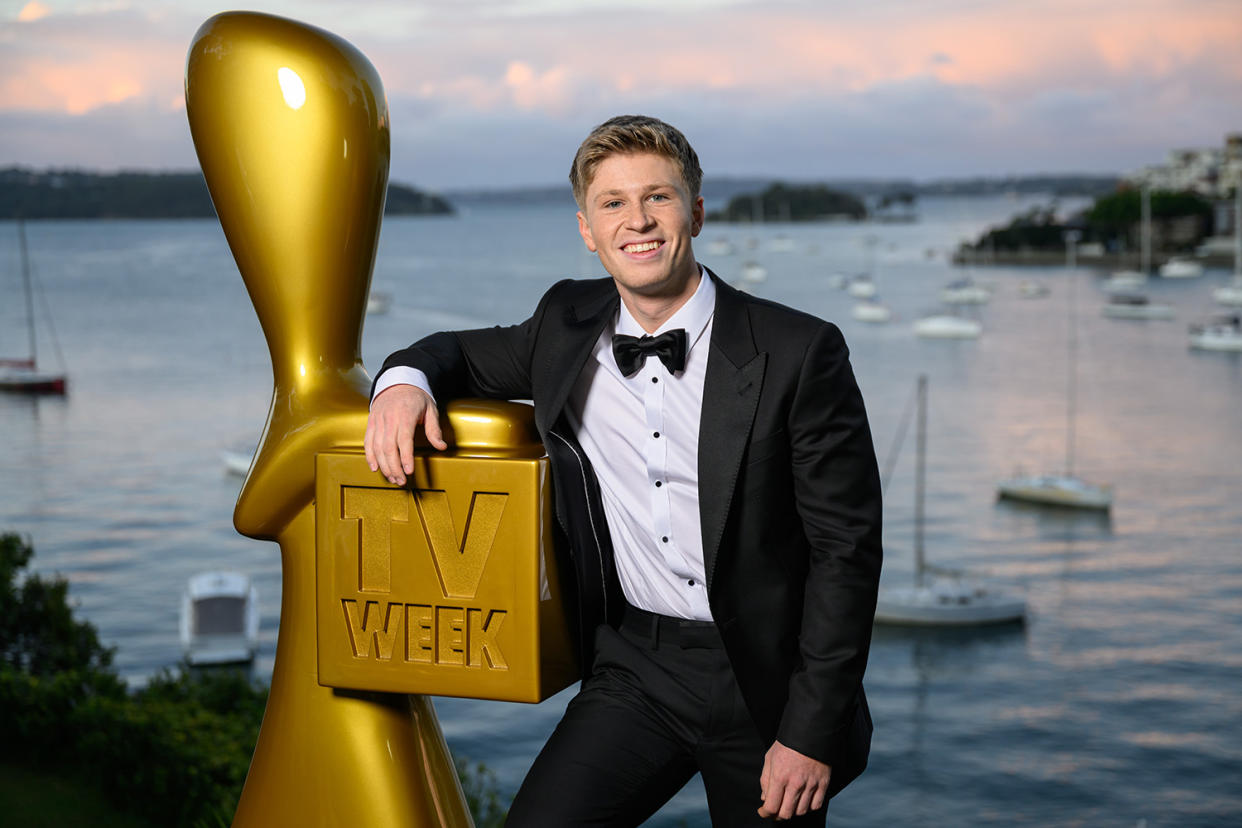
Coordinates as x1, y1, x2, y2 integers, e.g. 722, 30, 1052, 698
1140, 184, 1152, 276
914, 374, 927, 587
1234, 185, 1241, 279
1065, 229, 1081, 478
18, 219, 37, 366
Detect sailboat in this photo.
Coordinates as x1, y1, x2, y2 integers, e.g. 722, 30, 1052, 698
1, 221, 67, 394
1189, 189, 1242, 350
998, 231, 1112, 511
874, 375, 1026, 626
1210, 186, 1242, 308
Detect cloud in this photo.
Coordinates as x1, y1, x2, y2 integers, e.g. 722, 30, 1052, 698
0, 0, 1239, 187
17, 2, 50, 23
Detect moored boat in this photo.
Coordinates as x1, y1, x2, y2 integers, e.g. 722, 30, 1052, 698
1188, 313, 1242, 352
180, 571, 260, 667
914, 313, 981, 339
2, 221, 67, 395
1158, 256, 1204, 279
851, 299, 892, 323
875, 376, 1025, 627
997, 474, 1112, 511
1100, 293, 1174, 320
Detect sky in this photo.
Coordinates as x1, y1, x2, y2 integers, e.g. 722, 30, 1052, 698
1, 0, 1240, 191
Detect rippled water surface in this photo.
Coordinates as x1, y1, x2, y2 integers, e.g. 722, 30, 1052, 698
2, 198, 1240, 826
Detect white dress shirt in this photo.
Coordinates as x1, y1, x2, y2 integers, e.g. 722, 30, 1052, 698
566, 269, 715, 621
373, 268, 717, 621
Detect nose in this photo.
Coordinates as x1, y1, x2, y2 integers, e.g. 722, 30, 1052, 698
624, 200, 654, 230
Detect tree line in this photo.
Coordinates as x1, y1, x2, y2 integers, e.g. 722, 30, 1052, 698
0, 167, 454, 219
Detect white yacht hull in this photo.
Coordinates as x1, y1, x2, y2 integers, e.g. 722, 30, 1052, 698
997, 475, 1112, 510
914, 316, 981, 339
875, 581, 1025, 626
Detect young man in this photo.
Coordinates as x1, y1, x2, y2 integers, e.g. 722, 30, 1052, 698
365, 115, 882, 826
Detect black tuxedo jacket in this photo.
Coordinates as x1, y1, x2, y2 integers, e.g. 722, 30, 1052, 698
378, 271, 882, 795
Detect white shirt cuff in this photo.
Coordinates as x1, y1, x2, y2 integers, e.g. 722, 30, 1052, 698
371, 367, 436, 409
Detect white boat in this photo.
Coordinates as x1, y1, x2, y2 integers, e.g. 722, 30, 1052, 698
998, 240, 1112, 511
851, 299, 892, 323
875, 580, 1027, 626
1210, 189, 1242, 305
180, 571, 260, 666
1, 220, 67, 395
1017, 279, 1050, 299
740, 261, 767, 283
768, 234, 795, 253
1102, 270, 1147, 292
1158, 256, 1204, 279
1188, 313, 1242, 352
875, 376, 1025, 627
366, 290, 392, 315
914, 313, 981, 339
940, 278, 991, 304
221, 444, 253, 477
847, 275, 877, 298
997, 474, 1112, 510
706, 238, 736, 256
1213, 278, 1242, 307
827, 272, 849, 290
1100, 293, 1174, 320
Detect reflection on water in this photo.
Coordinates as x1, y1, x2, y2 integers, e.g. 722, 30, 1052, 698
3, 205, 1241, 825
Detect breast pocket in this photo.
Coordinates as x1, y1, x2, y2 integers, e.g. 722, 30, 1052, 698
745, 429, 788, 466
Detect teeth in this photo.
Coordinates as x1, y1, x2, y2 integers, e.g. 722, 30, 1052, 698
624, 241, 661, 253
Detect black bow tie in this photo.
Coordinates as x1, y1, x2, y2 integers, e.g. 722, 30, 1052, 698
611, 329, 688, 377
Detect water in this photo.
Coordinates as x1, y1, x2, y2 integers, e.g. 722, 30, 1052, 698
2, 197, 1240, 826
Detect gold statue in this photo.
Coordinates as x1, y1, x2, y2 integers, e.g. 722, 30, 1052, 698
186, 11, 574, 824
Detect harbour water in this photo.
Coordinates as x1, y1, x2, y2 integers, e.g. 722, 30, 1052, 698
2, 196, 1240, 826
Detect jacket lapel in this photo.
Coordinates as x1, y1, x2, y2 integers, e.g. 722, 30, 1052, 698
536, 280, 619, 437
699, 276, 766, 590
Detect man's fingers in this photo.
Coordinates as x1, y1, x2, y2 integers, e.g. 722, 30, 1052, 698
778, 780, 804, 821
423, 403, 447, 452
364, 420, 378, 470
394, 418, 414, 483
810, 785, 827, 814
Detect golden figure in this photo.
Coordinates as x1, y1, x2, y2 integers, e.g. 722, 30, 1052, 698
186, 12, 573, 824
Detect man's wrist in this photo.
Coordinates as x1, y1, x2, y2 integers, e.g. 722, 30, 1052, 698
371, 367, 435, 408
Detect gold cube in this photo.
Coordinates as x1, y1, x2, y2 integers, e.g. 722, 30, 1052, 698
315, 449, 578, 702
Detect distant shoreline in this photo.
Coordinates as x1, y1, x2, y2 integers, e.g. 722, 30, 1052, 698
2, 167, 1118, 220
0, 167, 453, 220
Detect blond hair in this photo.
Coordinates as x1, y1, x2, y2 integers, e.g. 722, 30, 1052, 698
569, 115, 703, 209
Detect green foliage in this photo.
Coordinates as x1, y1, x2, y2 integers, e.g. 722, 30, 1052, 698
972, 204, 1069, 252
1, 533, 116, 676
0, 532, 262, 826
0, 532, 510, 826
456, 756, 508, 828
969, 189, 1216, 253
709, 182, 867, 222
1084, 188, 1213, 230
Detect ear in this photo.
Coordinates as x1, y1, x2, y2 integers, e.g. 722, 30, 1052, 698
577, 210, 598, 253
690, 195, 705, 238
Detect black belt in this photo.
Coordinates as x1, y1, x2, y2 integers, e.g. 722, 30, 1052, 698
621, 603, 724, 650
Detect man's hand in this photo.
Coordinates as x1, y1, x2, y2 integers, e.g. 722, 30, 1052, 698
364, 384, 447, 485
757, 741, 831, 821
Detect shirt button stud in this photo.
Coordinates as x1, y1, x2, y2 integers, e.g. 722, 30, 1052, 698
655, 480, 662, 487
688, 579, 696, 586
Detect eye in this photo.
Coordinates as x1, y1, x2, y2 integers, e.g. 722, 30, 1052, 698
648, 193, 670, 202
602, 199, 623, 209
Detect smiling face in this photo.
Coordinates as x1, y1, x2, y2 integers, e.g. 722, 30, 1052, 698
576, 151, 705, 314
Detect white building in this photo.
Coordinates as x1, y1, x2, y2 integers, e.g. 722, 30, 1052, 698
1128, 133, 1241, 198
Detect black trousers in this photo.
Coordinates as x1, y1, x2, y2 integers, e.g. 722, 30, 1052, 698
507, 605, 828, 827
